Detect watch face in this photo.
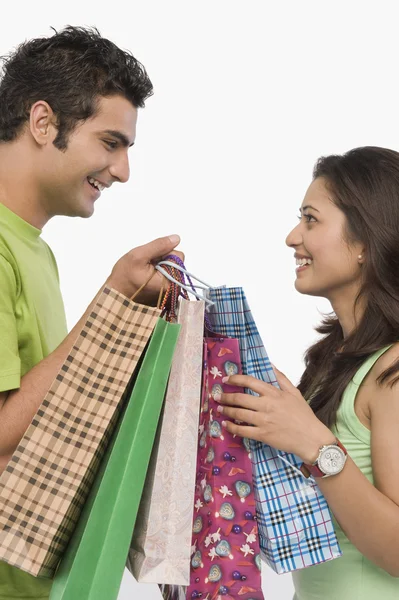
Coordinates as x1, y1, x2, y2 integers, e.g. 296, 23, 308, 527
319, 445, 346, 475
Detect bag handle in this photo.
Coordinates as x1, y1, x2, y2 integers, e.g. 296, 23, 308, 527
157, 255, 215, 330
130, 270, 165, 309
156, 260, 213, 290
155, 256, 215, 307
159, 263, 189, 321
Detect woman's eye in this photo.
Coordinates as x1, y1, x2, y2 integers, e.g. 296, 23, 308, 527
297, 214, 316, 223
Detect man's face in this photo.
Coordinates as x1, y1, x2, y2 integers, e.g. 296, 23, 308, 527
37, 95, 137, 218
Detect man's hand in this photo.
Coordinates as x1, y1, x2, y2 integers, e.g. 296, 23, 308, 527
107, 234, 184, 304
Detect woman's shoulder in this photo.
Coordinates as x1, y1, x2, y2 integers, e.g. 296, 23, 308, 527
369, 342, 399, 384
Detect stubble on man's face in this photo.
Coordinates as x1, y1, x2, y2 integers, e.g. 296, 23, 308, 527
39, 95, 138, 219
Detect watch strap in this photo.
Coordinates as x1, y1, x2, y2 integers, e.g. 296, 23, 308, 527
300, 439, 347, 478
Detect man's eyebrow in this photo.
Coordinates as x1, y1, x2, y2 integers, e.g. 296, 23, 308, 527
299, 205, 320, 213
102, 129, 135, 148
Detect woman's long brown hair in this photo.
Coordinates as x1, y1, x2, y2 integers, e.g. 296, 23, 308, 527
298, 146, 399, 427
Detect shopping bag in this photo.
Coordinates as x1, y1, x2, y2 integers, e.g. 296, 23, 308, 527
128, 299, 205, 584
161, 337, 264, 600
50, 316, 180, 600
0, 286, 159, 577
205, 286, 342, 573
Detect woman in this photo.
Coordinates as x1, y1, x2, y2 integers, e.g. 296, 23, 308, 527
216, 146, 399, 599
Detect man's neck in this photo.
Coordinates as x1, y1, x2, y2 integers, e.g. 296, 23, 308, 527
0, 141, 50, 229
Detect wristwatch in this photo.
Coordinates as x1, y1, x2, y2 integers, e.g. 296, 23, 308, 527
300, 439, 347, 478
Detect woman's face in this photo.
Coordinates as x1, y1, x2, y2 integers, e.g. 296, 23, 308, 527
285, 177, 364, 300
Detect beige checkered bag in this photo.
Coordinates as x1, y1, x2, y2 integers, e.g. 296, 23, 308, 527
0, 286, 160, 578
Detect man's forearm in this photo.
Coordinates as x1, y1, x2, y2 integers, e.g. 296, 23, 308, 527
0, 235, 182, 467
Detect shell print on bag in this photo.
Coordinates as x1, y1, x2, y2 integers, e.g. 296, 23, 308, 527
223, 360, 239, 376
217, 502, 235, 521
243, 437, 251, 454
193, 516, 203, 534
211, 383, 223, 398
215, 540, 233, 558
209, 419, 222, 438
203, 485, 213, 503
206, 447, 215, 463
235, 480, 252, 501
191, 551, 202, 569
207, 564, 222, 583
199, 429, 207, 448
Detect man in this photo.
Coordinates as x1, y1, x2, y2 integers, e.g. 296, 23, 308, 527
0, 25, 181, 598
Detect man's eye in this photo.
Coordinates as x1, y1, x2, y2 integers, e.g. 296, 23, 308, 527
104, 140, 118, 150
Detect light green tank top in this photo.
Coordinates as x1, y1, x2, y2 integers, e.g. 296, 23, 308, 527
293, 345, 399, 600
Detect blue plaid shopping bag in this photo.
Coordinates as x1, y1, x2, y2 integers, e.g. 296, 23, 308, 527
205, 286, 342, 573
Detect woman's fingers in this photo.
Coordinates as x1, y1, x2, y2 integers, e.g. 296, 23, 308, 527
224, 374, 276, 396
218, 392, 260, 411
221, 420, 262, 441
217, 405, 260, 426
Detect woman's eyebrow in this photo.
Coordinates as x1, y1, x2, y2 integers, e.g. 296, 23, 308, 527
299, 205, 320, 213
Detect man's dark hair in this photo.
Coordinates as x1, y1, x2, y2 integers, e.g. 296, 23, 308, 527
0, 25, 153, 150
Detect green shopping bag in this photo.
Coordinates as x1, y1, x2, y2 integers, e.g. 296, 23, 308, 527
50, 317, 180, 600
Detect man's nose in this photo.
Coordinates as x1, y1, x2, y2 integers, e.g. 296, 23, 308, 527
109, 153, 130, 184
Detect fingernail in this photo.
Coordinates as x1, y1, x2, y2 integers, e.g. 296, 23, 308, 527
168, 234, 180, 245
221, 420, 227, 428
214, 393, 221, 402
222, 376, 229, 384
217, 405, 224, 413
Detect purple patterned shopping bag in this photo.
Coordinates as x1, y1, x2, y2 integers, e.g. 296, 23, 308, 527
161, 337, 264, 600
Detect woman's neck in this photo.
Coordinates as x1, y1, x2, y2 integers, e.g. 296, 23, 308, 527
329, 283, 365, 339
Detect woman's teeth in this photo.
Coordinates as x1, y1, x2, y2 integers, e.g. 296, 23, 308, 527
296, 258, 313, 267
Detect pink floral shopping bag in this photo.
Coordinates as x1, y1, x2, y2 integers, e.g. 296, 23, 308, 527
161, 336, 264, 600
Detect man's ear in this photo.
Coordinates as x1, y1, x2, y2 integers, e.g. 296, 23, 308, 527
29, 101, 57, 146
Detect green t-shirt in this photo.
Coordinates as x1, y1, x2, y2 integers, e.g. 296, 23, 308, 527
0, 202, 68, 599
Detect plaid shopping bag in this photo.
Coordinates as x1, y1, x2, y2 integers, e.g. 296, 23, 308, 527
161, 337, 264, 600
0, 286, 160, 578
205, 287, 342, 573
128, 299, 205, 585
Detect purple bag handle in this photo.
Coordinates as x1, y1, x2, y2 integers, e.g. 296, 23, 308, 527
157, 254, 215, 331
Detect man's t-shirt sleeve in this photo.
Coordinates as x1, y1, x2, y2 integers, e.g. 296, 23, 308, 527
0, 254, 21, 392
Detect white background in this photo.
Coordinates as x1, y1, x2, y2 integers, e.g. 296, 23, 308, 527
2, 2, 399, 598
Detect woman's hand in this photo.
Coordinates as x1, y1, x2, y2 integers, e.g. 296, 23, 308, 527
216, 365, 336, 464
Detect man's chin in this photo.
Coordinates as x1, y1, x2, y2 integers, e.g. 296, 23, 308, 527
66, 202, 95, 219
78, 207, 95, 218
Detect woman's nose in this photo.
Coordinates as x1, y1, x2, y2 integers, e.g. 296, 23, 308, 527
285, 222, 302, 248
